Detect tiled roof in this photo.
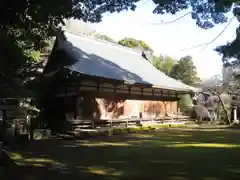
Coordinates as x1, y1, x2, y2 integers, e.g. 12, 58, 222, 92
56, 32, 194, 92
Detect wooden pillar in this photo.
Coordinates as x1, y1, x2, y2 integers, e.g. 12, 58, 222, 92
176, 94, 180, 117
234, 107, 237, 121
0, 141, 2, 162
233, 106, 239, 124
73, 97, 78, 119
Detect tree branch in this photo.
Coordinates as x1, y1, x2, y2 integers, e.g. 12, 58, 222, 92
180, 17, 235, 51
148, 12, 191, 25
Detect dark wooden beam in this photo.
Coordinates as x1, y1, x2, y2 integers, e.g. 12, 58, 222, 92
128, 85, 131, 95
52, 72, 190, 101
113, 82, 117, 93
73, 91, 178, 101
96, 82, 100, 93
64, 74, 68, 97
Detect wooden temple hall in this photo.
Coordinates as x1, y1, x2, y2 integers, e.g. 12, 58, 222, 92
39, 31, 194, 129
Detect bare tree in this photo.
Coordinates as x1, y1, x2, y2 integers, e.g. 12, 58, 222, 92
196, 72, 240, 125
203, 75, 231, 124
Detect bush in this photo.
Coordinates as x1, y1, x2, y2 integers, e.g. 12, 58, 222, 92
182, 106, 197, 119
190, 108, 197, 119
74, 123, 186, 139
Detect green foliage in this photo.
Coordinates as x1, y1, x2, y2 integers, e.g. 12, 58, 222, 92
218, 105, 228, 123
153, 0, 231, 29
0, 28, 54, 97
153, 55, 177, 75
0, 33, 32, 97
178, 94, 197, 117
216, 26, 240, 67
1, 0, 232, 53
153, 55, 201, 86
169, 56, 201, 86
0, 0, 230, 98
98, 35, 116, 43
179, 94, 192, 111
88, 31, 116, 43
41, 39, 55, 54
26, 50, 41, 61
216, 7, 240, 65
153, 55, 201, 115
118, 38, 153, 52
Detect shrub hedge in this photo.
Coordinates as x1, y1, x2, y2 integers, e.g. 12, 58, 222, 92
73, 123, 187, 139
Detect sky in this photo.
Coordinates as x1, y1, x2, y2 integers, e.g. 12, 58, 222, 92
75, 1, 239, 80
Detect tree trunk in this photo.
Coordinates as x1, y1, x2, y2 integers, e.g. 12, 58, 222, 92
197, 116, 202, 124
216, 94, 230, 125
217, 103, 220, 121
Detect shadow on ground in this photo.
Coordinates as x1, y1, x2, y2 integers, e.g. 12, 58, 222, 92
3, 129, 240, 180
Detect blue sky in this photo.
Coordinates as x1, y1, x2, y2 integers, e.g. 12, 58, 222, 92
85, 1, 239, 80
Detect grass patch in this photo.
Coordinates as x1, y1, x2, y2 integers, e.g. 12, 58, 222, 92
165, 143, 240, 148
6, 128, 240, 180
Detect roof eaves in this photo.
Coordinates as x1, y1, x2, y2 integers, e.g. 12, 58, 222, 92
152, 84, 192, 92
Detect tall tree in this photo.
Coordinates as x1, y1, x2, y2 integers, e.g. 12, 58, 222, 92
168, 56, 202, 116
200, 75, 232, 124
153, 55, 177, 75
216, 27, 240, 68
153, 55, 201, 114
0, 0, 138, 97
0, 0, 236, 97
118, 38, 153, 52
169, 55, 200, 86
89, 32, 116, 43
215, 7, 240, 66
1, 0, 236, 58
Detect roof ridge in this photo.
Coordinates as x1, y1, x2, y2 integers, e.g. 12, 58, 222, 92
56, 32, 192, 92
65, 30, 143, 55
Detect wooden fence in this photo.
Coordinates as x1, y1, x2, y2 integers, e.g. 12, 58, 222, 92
67, 116, 190, 133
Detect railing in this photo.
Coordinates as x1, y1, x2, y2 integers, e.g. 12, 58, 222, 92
66, 116, 190, 134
